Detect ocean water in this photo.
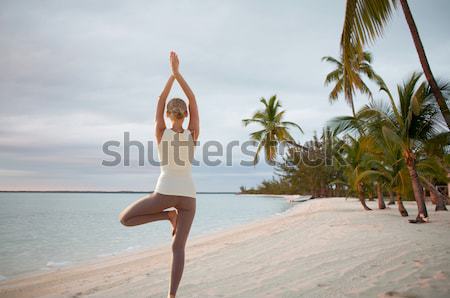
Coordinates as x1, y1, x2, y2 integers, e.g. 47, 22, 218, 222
0, 192, 293, 280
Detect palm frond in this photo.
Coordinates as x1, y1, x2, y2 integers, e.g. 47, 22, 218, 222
324, 69, 342, 86
322, 56, 342, 66
281, 121, 304, 134
341, 0, 397, 68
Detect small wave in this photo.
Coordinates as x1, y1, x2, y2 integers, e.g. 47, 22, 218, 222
46, 261, 72, 268
97, 252, 117, 258
125, 245, 142, 251
97, 245, 143, 259
0, 275, 7, 281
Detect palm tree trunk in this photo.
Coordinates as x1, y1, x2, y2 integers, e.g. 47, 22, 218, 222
406, 159, 428, 220
397, 193, 409, 217
423, 180, 448, 211
429, 188, 437, 205
399, 0, 450, 129
388, 190, 396, 205
376, 183, 386, 209
358, 184, 372, 211
350, 101, 356, 118
435, 192, 448, 212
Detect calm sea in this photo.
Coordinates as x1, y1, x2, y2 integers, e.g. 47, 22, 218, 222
0, 192, 293, 280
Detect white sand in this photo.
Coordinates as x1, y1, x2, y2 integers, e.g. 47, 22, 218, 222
1, 197, 449, 298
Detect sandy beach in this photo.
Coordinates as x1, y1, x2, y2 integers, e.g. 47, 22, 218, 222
1, 197, 449, 298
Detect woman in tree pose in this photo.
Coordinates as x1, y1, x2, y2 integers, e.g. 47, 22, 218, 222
119, 51, 199, 298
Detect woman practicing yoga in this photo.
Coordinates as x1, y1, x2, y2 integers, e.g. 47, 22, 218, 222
118, 51, 199, 298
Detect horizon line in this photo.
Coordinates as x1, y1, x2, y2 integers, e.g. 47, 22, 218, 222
0, 190, 239, 194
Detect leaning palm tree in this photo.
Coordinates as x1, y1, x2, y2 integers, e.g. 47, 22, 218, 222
322, 51, 381, 116
416, 156, 448, 211
368, 72, 446, 222
340, 0, 450, 128
242, 95, 303, 165
416, 131, 450, 211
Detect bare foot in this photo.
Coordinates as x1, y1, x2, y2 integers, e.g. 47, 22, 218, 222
168, 210, 178, 236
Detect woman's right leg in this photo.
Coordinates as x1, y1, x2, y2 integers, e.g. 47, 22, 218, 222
118, 192, 177, 227
118, 192, 196, 296
169, 196, 196, 296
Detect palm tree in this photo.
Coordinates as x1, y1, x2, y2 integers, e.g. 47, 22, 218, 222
334, 111, 390, 210
340, 0, 450, 129
416, 156, 448, 211
356, 131, 412, 216
394, 171, 412, 216
242, 95, 303, 165
338, 135, 377, 210
322, 51, 381, 117
367, 72, 446, 222
359, 134, 411, 216
417, 132, 450, 211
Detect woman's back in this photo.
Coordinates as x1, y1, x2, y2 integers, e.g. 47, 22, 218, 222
157, 128, 195, 174
155, 128, 196, 198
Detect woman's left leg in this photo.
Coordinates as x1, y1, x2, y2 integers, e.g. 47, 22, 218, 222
169, 196, 196, 296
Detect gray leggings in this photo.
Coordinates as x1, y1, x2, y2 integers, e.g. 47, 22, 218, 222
118, 192, 196, 295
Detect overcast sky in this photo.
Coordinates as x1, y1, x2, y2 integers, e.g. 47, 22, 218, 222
1, 0, 449, 191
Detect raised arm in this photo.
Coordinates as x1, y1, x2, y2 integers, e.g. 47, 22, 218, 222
155, 74, 175, 144
175, 72, 200, 142
170, 52, 200, 142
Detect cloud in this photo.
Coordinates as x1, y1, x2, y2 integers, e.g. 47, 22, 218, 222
1, 0, 449, 190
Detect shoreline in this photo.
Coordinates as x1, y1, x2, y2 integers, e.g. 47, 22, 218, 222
1, 197, 449, 297
236, 193, 311, 200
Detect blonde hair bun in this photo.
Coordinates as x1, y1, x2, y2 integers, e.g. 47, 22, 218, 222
167, 98, 188, 119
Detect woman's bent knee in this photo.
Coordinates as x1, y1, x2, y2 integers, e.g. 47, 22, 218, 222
118, 211, 130, 226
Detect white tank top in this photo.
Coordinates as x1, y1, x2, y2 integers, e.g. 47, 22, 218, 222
153, 128, 196, 198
